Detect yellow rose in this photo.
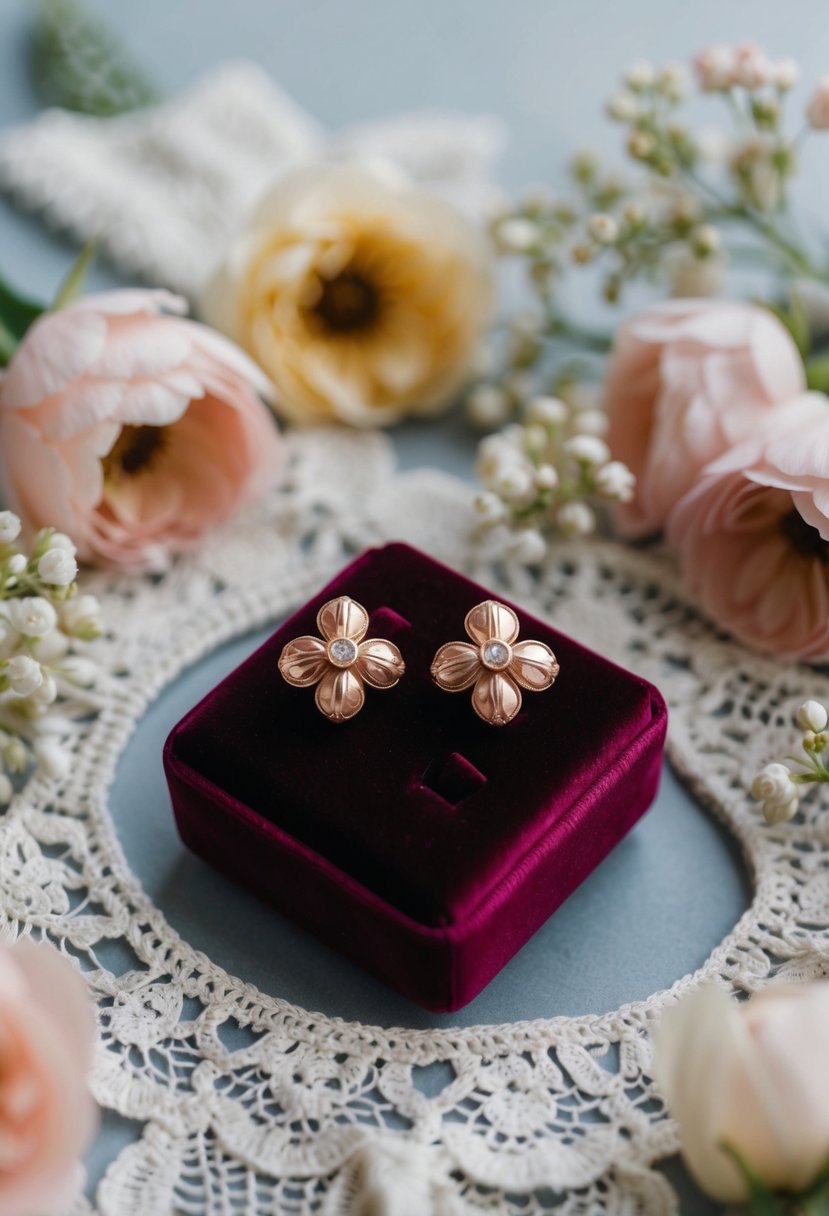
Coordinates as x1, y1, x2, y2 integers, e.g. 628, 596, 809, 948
201, 163, 493, 427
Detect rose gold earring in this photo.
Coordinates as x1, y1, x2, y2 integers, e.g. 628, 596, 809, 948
431, 600, 559, 726
279, 596, 405, 723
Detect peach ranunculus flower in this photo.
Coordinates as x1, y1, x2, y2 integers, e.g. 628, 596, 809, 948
604, 298, 805, 538
668, 393, 829, 660
201, 163, 494, 427
0, 290, 281, 571
654, 983, 829, 1203
0, 937, 97, 1215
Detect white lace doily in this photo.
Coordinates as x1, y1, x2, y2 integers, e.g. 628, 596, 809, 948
4, 429, 828, 1215
0, 61, 505, 299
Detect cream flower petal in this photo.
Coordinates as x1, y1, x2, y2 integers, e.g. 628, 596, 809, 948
315, 667, 365, 722
471, 670, 522, 726
277, 636, 329, 687
465, 600, 519, 647
355, 638, 405, 689
430, 641, 481, 691
317, 596, 369, 643
509, 640, 560, 691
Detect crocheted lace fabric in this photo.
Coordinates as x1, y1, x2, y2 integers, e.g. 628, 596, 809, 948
4, 428, 826, 1216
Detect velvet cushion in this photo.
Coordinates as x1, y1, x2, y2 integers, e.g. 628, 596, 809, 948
164, 542, 667, 1011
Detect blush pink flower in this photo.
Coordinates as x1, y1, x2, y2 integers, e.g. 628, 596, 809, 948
604, 299, 805, 538
668, 393, 829, 660
0, 290, 281, 571
0, 938, 97, 1216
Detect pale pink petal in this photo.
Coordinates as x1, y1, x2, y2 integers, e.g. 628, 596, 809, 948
0, 311, 106, 409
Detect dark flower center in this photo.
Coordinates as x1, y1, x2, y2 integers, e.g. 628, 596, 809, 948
312, 271, 380, 334
103, 425, 166, 480
780, 508, 829, 562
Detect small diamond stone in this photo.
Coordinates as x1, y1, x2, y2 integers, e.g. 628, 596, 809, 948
330, 637, 357, 665
483, 641, 509, 668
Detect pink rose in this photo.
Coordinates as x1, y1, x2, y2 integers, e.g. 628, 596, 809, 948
668, 393, 829, 659
0, 290, 281, 571
604, 299, 805, 538
0, 938, 96, 1215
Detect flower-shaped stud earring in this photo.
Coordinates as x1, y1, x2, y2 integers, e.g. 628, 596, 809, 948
431, 600, 559, 726
278, 596, 405, 722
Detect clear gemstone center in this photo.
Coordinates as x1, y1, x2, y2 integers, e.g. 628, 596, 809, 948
482, 640, 510, 669
329, 637, 357, 665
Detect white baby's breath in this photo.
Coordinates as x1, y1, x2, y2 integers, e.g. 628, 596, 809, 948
37, 550, 77, 587
0, 513, 21, 545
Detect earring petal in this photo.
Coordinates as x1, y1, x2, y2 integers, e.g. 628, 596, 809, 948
431, 641, 481, 691
510, 640, 560, 691
317, 596, 369, 643
465, 600, 520, 647
315, 667, 365, 722
471, 670, 522, 726
278, 636, 329, 687
356, 638, 405, 689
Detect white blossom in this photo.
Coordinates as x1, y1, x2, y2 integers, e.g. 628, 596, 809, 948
32, 739, 71, 781
467, 384, 511, 429
564, 434, 611, 467
526, 396, 568, 427
773, 58, 799, 91
6, 597, 58, 639
588, 213, 619, 244
691, 225, 721, 257
534, 464, 559, 491
0, 513, 21, 545
6, 655, 43, 697
751, 762, 799, 823
30, 673, 58, 706
474, 492, 507, 524
60, 657, 98, 689
606, 92, 640, 123
6, 554, 26, 576
3, 739, 26, 774
797, 700, 828, 733
657, 62, 688, 102
733, 43, 772, 90
557, 501, 596, 536
694, 45, 736, 92
574, 409, 609, 437
596, 461, 636, 502
496, 217, 539, 253
46, 533, 77, 556
625, 60, 656, 91
60, 595, 103, 640
37, 550, 77, 587
496, 465, 535, 505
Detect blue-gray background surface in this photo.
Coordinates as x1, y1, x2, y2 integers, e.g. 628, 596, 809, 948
1, 1, 826, 1211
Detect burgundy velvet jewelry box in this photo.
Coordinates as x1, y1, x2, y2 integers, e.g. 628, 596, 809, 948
163, 542, 667, 1012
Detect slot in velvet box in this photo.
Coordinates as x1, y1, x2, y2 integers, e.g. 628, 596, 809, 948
164, 543, 667, 1012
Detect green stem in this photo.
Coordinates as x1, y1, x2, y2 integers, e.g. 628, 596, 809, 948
0, 314, 18, 367
51, 240, 98, 310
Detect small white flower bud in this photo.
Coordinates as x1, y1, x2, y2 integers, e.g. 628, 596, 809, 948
30, 673, 57, 706
773, 57, 799, 91
694, 45, 736, 92
0, 512, 21, 545
624, 60, 656, 91
496, 466, 535, 505
557, 501, 597, 536
46, 532, 77, 556
37, 549, 77, 587
534, 464, 559, 491
496, 217, 539, 253
797, 700, 828, 733
7, 554, 26, 576
606, 91, 640, 122
564, 434, 611, 467
0, 773, 12, 807
32, 739, 71, 781
61, 656, 98, 688
5, 655, 43, 697
509, 529, 547, 566
5, 597, 58, 639
3, 738, 26, 774
467, 385, 511, 429
474, 493, 507, 525
523, 424, 549, 457
587, 213, 619, 245
751, 763, 799, 822
595, 461, 636, 502
31, 631, 69, 664
526, 396, 568, 427
628, 130, 656, 160
657, 62, 688, 101
691, 224, 721, 257
60, 594, 103, 640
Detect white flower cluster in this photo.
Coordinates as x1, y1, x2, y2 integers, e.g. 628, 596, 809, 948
472, 388, 635, 564
750, 699, 829, 825
0, 515, 103, 803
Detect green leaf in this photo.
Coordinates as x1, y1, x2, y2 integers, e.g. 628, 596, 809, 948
0, 276, 46, 368
719, 1141, 781, 1216
31, 0, 159, 117
763, 296, 811, 360
805, 352, 829, 394
51, 240, 99, 310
